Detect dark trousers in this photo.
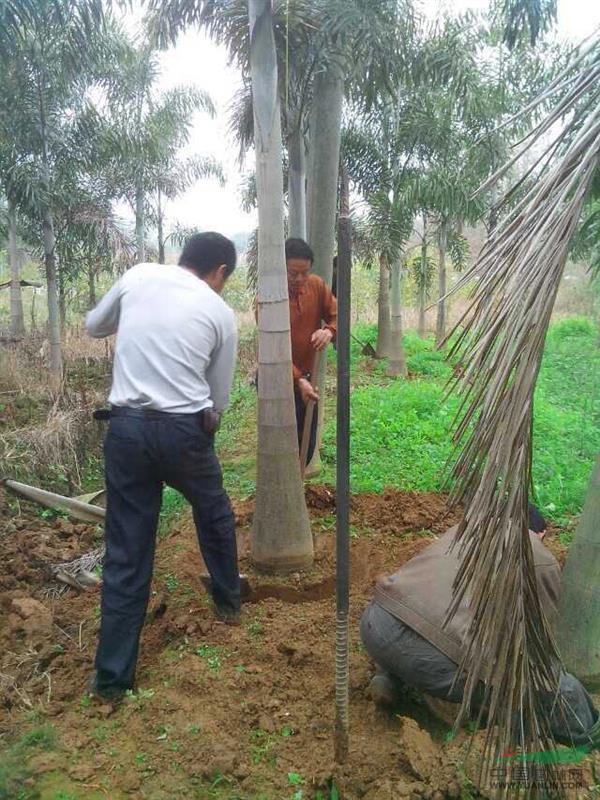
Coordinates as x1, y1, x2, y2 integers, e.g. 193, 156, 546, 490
294, 386, 318, 466
95, 408, 240, 694
360, 601, 598, 744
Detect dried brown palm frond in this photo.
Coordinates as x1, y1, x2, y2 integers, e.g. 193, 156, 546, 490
444, 31, 600, 790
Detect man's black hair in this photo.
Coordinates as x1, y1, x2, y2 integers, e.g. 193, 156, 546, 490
285, 237, 314, 263
179, 232, 237, 277
528, 502, 547, 533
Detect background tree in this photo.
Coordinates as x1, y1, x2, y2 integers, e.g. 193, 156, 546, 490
7, 197, 25, 339
247, 0, 313, 571
152, 155, 224, 263
101, 42, 217, 262
0, 0, 110, 387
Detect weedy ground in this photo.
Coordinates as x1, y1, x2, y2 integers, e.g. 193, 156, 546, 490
0, 316, 597, 799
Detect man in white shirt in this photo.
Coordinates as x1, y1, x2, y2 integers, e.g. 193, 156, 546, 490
86, 232, 240, 703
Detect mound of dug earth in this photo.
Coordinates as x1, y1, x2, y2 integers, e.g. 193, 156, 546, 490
0, 486, 585, 799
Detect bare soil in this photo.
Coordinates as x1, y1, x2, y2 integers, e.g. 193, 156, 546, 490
0, 487, 593, 799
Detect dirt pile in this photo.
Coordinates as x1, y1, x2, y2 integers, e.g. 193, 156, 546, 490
0, 486, 588, 799
0, 488, 102, 597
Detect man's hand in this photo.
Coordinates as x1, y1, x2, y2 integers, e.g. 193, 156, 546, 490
311, 328, 333, 351
297, 377, 319, 405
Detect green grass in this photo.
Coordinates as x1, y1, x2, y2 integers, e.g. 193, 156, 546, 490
532, 317, 600, 516
218, 383, 257, 498
0, 725, 57, 800
320, 317, 599, 519
158, 486, 187, 535
144, 316, 597, 523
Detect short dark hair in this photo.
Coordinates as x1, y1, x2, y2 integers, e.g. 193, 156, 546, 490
285, 238, 314, 263
528, 502, 547, 533
179, 232, 237, 277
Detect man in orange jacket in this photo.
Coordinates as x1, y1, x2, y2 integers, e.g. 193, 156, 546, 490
285, 238, 337, 463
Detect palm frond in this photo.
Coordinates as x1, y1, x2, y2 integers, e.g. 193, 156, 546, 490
444, 32, 600, 782
228, 81, 255, 162
571, 195, 600, 276
447, 229, 469, 273
500, 0, 557, 50
239, 171, 257, 213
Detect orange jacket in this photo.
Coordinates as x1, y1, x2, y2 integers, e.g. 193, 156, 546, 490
289, 274, 337, 381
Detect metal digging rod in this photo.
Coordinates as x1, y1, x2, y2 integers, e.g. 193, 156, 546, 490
335, 167, 351, 764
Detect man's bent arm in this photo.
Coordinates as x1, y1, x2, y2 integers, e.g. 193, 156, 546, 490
86, 280, 122, 338
206, 329, 238, 412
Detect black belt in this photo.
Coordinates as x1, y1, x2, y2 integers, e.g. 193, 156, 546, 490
93, 406, 206, 421
93, 405, 221, 434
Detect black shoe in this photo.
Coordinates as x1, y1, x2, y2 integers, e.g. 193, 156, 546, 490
86, 673, 126, 706
214, 605, 241, 625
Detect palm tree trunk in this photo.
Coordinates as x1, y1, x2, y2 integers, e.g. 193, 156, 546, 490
42, 208, 62, 389
557, 456, 600, 686
418, 216, 428, 338
157, 189, 165, 264
306, 60, 344, 277
31, 291, 37, 333
88, 264, 97, 309
58, 267, 67, 332
376, 253, 391, 358
8, 199, 25, 340
248, 0, 313, 573
305, 58, 345, 476
387, 258, 407, 377
288, 125, 306, 239
435, 219, 448, 346
135, 182, 145, 262
38, 63, 62, 389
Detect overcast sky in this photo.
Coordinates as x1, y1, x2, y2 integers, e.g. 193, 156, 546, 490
124, 0, 600, 238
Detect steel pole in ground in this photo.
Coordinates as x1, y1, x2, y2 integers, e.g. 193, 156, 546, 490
334, 166, 351, 764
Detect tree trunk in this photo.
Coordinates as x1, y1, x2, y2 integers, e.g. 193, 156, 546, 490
304, 58, 345, 476
88, 264, 97, 309
306, 61, 344, 281
288, 125, 307, 239
387, 258, 407, 377
42, 208, 63, 390
58, 267, 67, 332
31, 291, 37, 333
135, 182, 145, 262
435, 219, 448, 346
248, 0, 313, 573
157, 189, 165, 264
557, 456, 600, 687
8, 199, 25, 340
376, 253, 391, 358
418, 216, 428, 338
38, 64, 62, 389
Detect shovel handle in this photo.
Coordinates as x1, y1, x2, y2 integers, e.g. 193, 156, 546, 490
299, 398, 317, 478
299, 349, 324, 478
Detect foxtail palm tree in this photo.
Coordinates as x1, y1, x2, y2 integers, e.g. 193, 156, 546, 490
445, 29, 600, 779
248, 0, 313, 571
0, 1, 109, 388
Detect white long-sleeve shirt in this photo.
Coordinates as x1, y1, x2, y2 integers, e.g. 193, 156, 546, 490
86, 263, 237, 413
